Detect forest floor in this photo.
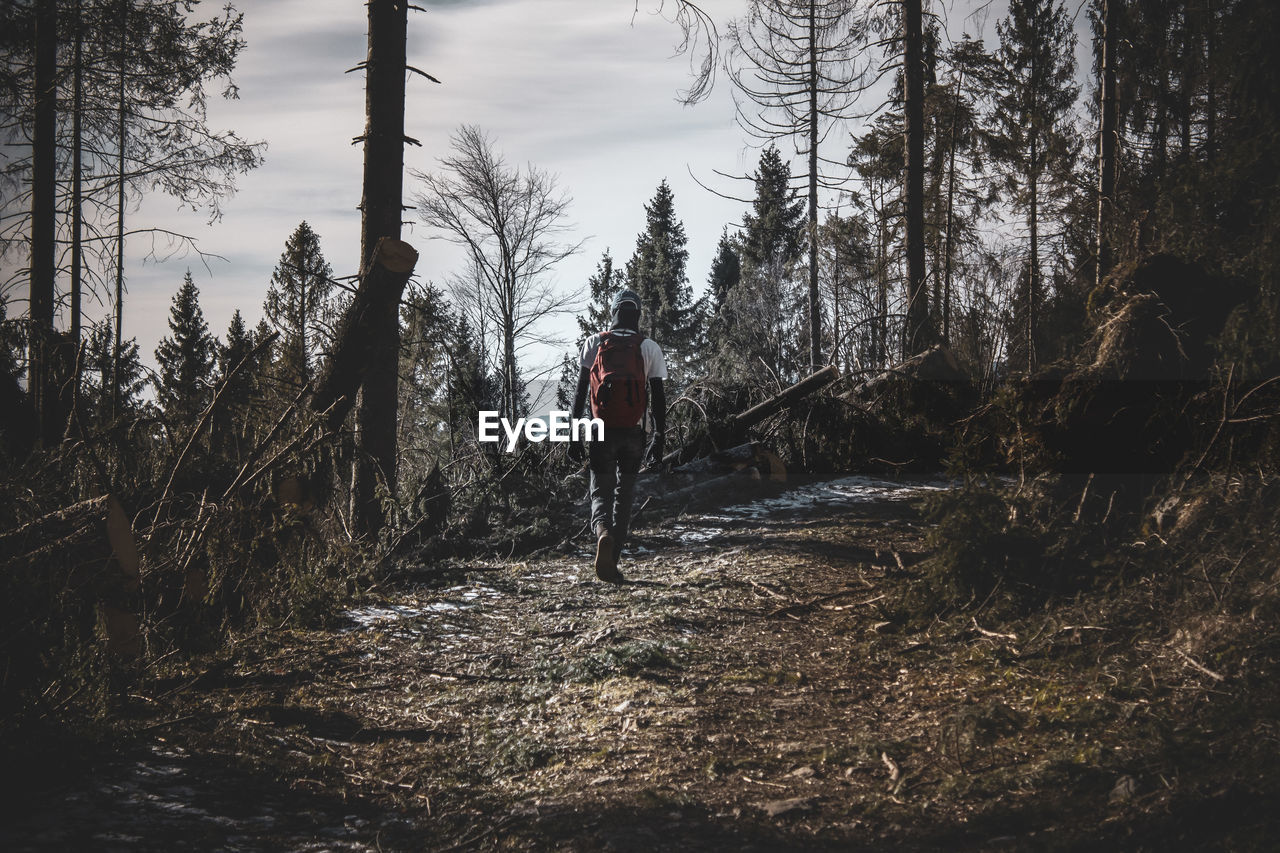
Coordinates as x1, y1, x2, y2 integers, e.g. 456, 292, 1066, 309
4, 475, 1278, 851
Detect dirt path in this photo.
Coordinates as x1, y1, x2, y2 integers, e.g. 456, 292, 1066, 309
5, 476, 1265, 850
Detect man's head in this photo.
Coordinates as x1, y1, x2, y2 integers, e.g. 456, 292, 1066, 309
610, 289, 641, 331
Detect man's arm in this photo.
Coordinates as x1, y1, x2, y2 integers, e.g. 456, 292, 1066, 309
571, 362, 590, 423
648, 377, 666, 465
569, 363, 590, 464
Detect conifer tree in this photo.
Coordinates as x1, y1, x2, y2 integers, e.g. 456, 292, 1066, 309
84, 319, 145, 425
716, 148, 807, 383
741, 146, 807, 272
625, 180, 697, 362
154, 271, 215, 421
990, 0, 1080, 372
577, 250, 622, 342
725, 0, 868, 369
212, 309, 265, 458
263, 221, 335, 392
707, 229, 742, 316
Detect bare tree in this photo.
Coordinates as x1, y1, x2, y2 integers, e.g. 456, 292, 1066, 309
902, 0, 929, 357
349, 0, 426, 536
414, 126, 582, 421
724, 0, 869, 370
1094, 0, 1118, 292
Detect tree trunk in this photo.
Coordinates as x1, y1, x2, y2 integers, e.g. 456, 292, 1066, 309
807, 0, 822, 370
1205, 0, 1215, 161
30, 0, 58, 447
1096, 0, 1118, 293
314, 239, 418, 434
0, 494, 142, 659
66, 0, 84, 437
353, 0, 411, 536
942, 67, 964, 345
732, 364, 840, 432
1027, 141, 1039, 374
113, 0, 127, 419
903, 0, 929, 358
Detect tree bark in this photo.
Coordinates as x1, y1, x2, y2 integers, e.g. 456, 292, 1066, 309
942, 67, 964, 345
1096, 0, 1118, 293
353, 0, 411, 536
313, 239, 418, 433
732, 364, 840, 431
30, 0, 58, 447
903, 0, 930, 357
66, 0, 85, 438
807, 0, 822, 370
113, 0, 127, 419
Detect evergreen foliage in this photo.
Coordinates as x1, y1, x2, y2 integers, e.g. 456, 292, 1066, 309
154, 271, 215, 421
577, 250, 621, 342
263, 221, 336, 393
624, 180, 698, 356
715, 148, 807, 384
990, 0, 1081, 371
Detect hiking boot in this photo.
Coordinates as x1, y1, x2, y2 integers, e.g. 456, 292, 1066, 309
595, 528, 624, 583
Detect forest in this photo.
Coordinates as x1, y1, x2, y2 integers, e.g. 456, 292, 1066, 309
2, 0, 1279, 849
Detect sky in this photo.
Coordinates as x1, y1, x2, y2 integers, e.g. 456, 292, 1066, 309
116, 0, 752, 384
14, 0, 1095, 385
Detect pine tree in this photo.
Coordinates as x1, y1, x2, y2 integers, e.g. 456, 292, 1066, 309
84, 319, 145, 426
725, 0, 868, 368
707, 229, 742, 316
577, 250, 621, 342
155, 271, 215, 421
991, 0, 1080, 372
263, 221, 335, 392
716, 148, 808, 384
740, 146, 806, 272
445, 314, 493, 442
625, 180, 696, 357
211, 309, 265, 458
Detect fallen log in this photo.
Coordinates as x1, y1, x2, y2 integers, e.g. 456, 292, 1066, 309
648, 466, 762, 510
311, 237, 418, 432
847, 344, 967, 400
634, 442, 785, 514
732, 365, 840, 432
0, 494, 142, 657
669, 441, 786, 484
659, 365, 840, 467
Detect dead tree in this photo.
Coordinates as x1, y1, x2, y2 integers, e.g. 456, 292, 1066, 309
351, 0, 420, 536
724, 0, 869, 371
1096, 0, 1118, 291
902, 0, 931, 358
29, 0, 58, 446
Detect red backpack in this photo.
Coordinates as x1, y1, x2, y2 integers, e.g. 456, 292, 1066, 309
589, 331, 647, 428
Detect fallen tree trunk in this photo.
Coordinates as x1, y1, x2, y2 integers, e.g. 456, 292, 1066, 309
634, 442, 785, 514
660, 366, 840, 467
732, 365, 840, 433
1, 494, 142, 658
311, 237, 418, 432
647, 466, 762, 510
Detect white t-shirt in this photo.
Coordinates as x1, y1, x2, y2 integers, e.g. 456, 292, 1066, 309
580, 329, 667, 428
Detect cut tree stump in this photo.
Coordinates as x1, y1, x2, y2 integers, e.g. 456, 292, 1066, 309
1, 494, 143, 658
311, 237, 419, 432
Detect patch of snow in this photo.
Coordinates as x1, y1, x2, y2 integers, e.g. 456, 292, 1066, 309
669, 475, 951, 541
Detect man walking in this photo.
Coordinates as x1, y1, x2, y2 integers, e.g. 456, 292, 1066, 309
569, 289, 667, 583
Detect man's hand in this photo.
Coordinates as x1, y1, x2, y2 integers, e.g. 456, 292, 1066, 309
647, 432, 666, 467
567, 441, 585, 465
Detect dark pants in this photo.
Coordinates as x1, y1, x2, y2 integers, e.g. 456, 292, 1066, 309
589, 426, 646, 544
